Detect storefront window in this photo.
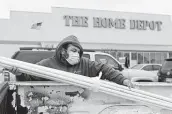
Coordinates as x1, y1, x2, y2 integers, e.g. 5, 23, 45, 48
131, 52, 137, 60
124, 53, 130, 58
144, 52, 149, 63
101, 50, 169, 65
169, 52, 172, 58
160, 52, 168, 63
138, 52, 143, 64
150, 53, 155, 63
164, 52, 167, 59
161, 53, 165, 63
155, 52, 161, 64
117, 51, 123, 61
110, 51, 117, 58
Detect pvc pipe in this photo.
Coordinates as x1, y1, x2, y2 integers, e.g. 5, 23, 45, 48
0, 57, 172, 110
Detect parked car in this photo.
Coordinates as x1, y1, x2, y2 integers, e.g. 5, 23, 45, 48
130, 64, 162, 73
158, 58, 172, 82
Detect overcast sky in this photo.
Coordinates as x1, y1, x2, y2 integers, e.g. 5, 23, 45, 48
0, 0, 172, 19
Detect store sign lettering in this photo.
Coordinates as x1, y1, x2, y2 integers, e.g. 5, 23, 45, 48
64, 15, 88, 27
63, 15, 162, 31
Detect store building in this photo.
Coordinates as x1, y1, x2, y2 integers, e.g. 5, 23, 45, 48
0, 7, 172, 67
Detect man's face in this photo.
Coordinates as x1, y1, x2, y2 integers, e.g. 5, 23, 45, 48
65, 44, 80, 65
67, 44, 80, 54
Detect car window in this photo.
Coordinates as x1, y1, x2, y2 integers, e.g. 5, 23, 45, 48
153, 65, 161, 71
95, 54, 118, 68
142, 65, 153, 71
131, 64, 144, 69
162, 60, 172, 70
82, 54, 90, 59
13, 51, 54, 63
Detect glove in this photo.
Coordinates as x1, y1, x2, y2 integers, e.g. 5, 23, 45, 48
8, 67, 22, 75
123, 79, 134, 89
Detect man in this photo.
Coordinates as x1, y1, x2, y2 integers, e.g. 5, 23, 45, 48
11, 35, 132, 87
125, 56, 130, 68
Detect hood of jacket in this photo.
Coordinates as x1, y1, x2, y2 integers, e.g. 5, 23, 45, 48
54, 35, 83, 65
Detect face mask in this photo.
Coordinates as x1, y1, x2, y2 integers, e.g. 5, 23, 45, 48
66, 51, 80, 65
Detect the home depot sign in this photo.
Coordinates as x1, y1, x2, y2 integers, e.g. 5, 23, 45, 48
63, 15, 162, 31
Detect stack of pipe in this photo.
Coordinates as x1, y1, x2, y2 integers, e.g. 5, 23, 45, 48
0, 56, 172, 110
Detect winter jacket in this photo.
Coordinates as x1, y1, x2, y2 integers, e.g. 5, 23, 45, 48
17, 35, 127, 85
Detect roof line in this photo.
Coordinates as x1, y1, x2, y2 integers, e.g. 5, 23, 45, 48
52, 6, 171, 16
0, 40, 171, 47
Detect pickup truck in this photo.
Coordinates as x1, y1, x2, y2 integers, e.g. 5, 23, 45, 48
83, 51, 158, 82
2, 47, 158, 82
0, 47, 172, 114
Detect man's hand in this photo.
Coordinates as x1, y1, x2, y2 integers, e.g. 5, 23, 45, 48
8, 67, 22, 75
123, 79, 134, 89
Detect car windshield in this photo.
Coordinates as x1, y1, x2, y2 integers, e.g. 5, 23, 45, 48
130, 64, 144, 69
162, 60, 172, 70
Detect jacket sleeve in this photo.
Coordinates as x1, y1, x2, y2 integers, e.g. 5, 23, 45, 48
88, 60, 127, 85
16, 59, 51, 81
28, 60, 52, 81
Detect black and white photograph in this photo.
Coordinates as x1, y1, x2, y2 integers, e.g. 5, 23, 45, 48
0, 0, 172, 114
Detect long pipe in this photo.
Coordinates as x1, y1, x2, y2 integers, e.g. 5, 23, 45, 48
0, 56, 172, 110
3, 56, 172, 103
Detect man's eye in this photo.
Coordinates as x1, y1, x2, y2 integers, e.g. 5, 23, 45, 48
70, 48, 80, 53
73, 49, 79, 52
71, 50, 76, 52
